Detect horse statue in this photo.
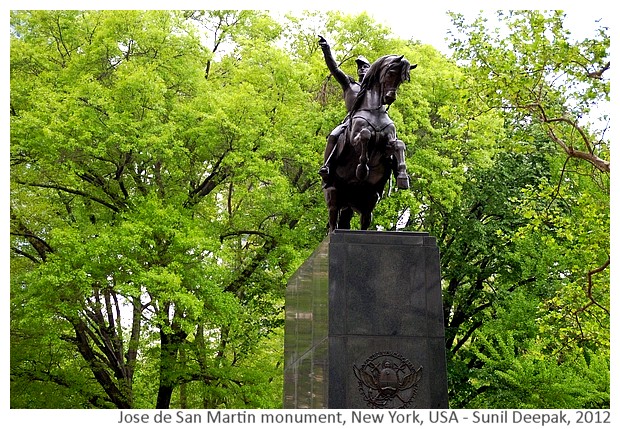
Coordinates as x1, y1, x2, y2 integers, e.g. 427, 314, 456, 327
324, 54, 415, 232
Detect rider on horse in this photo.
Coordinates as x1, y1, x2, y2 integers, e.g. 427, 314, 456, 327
317, 35, 371, 187
319, 50, 415, 232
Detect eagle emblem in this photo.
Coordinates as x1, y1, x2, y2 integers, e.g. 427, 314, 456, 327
353, 351, 423, 408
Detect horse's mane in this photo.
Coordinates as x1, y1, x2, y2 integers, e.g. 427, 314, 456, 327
351, 55, 411, 113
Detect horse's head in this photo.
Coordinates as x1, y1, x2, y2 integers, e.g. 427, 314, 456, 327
380, 55, 415, 105
351, 55, 417, 111
359, 55, 416, 107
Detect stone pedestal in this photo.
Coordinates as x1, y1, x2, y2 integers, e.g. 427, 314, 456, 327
283, 230, 448, 409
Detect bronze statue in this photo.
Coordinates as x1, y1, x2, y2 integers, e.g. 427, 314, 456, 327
318, 36, 415, 232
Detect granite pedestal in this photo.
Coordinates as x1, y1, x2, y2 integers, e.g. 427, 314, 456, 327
283, 230, 448, 409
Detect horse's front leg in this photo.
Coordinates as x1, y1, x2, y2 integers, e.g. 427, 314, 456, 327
353, 128, 371, 181
393, 138, 409, 189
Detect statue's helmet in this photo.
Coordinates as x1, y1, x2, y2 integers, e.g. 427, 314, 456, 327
355, 55, 371, 81
355, 55, 371, 68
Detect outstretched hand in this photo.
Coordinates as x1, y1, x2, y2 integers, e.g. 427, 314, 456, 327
318, 35, 329, 48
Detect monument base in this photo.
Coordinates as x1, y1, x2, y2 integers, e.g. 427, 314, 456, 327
284, 230, 448, 408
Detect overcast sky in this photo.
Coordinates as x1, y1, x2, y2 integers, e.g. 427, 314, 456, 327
316, 2, 609, 56
8, 1, 611, 56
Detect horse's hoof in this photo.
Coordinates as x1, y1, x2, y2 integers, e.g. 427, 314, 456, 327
397, 174, 410, 189
356, 164, 369, 180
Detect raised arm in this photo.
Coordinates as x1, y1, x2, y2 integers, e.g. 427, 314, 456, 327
318, 35, 351, 90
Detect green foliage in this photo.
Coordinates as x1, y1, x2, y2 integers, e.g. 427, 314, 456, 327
10, 9, 323, 409
448, 10, 609, 172
440, 10, 610, 408
468, 329, 609, 408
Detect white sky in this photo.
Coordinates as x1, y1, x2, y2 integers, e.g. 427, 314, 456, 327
6, 1, 611, 54
362, 5, 609, 55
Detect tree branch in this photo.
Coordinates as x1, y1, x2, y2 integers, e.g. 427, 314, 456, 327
15, 180, 121, 213
580, 258, 610, 315
523, 102, 610, 173
586, 61, 610, 80
185, 151, 231, 206
219, 230, 272, 243
10, 215, 54, 261
10, 246, 41, 264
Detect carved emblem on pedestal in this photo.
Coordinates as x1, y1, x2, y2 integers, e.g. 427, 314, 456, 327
353, 351, 423, 408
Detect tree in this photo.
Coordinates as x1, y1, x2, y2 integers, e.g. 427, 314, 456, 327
10, 9, 326, 408
448, 10, 610, 173
430, 10, 610, 407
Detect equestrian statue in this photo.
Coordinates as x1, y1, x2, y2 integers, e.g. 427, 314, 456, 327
318, 36, 416, 232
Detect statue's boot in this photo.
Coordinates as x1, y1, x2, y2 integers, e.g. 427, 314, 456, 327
318, 165, 329, 180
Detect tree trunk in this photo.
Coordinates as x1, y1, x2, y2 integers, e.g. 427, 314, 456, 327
70, 319, 132, 408
156, 329, 177, 409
